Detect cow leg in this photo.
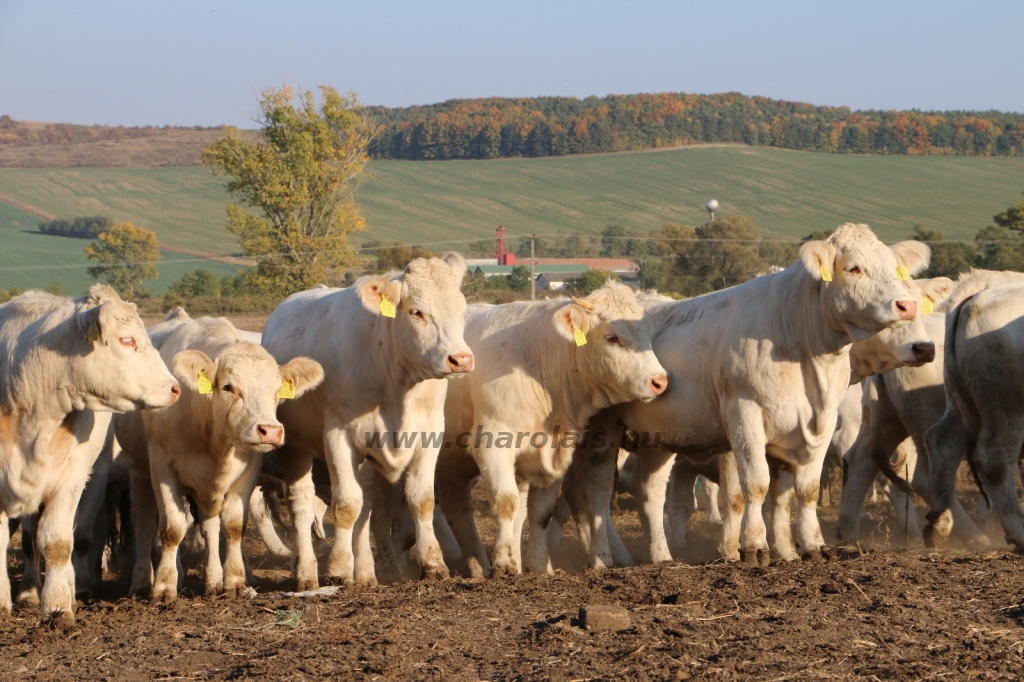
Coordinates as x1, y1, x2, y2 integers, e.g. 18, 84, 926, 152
718, 452, 743, 561
222, 480, 253, 598
564, 434, 632, 569
432, 506, 464, 571
149, 451, 189, 605
546, 493, 571, 556
404, 447, 449, 581
197, 510, 223, 596
0, 512, 10, 617
476, 444, 521, 577
791, 446, 828, 560
436, 464, 489, 578
767, 467, 797, 560
726, 401, 771, 567
973, 426, 1024, 551
524, 479, 561, 574
128, 464, 158, 596
701, 476, 723, 524
73, 442, 112, 597
667, 458, 697, 560
512, 479, 530, 572
923, 408, 970, 549
370, 468, 402, 585
36, 466, 92, 624
319, 418, 367, 587
278, 444, 320, 591
351, 460, 378, 587
836, 431, 880, 544
250, 486, 290, 559
633, 446, 675, 563
17, 514, 40, 607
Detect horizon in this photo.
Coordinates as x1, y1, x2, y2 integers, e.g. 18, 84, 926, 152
2, 0, 1023, 128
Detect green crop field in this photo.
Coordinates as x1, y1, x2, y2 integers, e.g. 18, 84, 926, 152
0, 199, 243, 295
1, 146, 1023, 293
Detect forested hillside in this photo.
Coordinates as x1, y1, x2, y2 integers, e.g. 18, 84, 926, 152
368, 93, 1024, 160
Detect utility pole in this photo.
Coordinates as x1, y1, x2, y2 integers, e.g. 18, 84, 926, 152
530, 233, 536, 301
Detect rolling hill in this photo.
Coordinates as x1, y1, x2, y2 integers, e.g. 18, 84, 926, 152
1, 145, 1022, 294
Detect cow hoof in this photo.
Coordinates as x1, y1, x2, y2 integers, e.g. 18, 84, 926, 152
922, 524, 945, 550
352, 578, 378, 589
295, 577, 320, 592
41, 610, 75, 628
801, 548, 824, 563
16, 590, 39, 608
740, 549, 764, 566
490, 561, 519, 578
149, 586, 177, 606
205, 583, 223, 598
421, 565, 448, 581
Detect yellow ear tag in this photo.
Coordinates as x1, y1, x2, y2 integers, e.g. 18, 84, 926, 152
820, 266, 832, 282
197, 370, 213, 395
90, 322, 100, 342
379, 293, 396, 318
573, 326, 587, 346
896, 264, 910, 281
278, 378, 295, 400
921, 295, 934, 315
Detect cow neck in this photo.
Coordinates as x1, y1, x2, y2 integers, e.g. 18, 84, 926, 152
538, 322, 597, 434
771, 265, 853, 451
371, 312, 427, 397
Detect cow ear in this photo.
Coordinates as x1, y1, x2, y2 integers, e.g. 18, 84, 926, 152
552, 300, 593, 344
800, 240, 837, 282
75, 302, 110, 346
891, 240, 931, 277
279, 357, 325, 399
441, 251, 469, 284
355, 276, 403, 316
919, 276, 953, 309
87, 284, 124, 305
172, 350, 216, 395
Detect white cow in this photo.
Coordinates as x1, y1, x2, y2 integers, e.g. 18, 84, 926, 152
433, 281, 667, 578
924, 274, 1024, 550
117, 311, 323, 603
567, 225, 929, 569
0, 286, 179, 623
263, 254, 473, 589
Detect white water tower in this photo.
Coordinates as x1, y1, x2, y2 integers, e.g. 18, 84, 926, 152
705, 199, 719, 221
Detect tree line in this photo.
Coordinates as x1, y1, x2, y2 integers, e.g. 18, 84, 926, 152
367, 93, 1024, 160
0, 115, 221, 147
38, 215, 111, 239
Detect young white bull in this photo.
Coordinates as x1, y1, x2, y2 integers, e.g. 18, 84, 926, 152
117, 312, 323, 603
0, 285, 179, 623
566, 225, 929, 569
263, 253, 473, 589
434, 281, 667, 577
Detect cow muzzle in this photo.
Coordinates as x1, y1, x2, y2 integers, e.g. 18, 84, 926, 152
649, 373, 668, 396
911, 341, 936, 364
256, 423, 285, 446
445, 351, 474, 374
894, 298, 917, 321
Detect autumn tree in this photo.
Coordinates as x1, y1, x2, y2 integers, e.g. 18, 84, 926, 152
84, 222, 160, 297
203, 85, 376, 296
993, 191, 1024, 232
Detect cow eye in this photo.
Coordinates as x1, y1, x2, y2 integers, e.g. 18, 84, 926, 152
119, 337, 137, 350
846, 266, 862, 276
410, 309, 424, 319
605, 334, 620, 345
222, 384, 234, 394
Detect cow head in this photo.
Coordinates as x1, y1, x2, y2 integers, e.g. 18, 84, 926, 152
355, 252, 474, 381
801, 224, 930, 342
847, 277, 951, 380
172, 343, 323, 451
72, 285, 180, 412
553, 281, 668, 407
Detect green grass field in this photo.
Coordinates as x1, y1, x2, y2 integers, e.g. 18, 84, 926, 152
0, 199, 243, 295
1, 146, 1023, 293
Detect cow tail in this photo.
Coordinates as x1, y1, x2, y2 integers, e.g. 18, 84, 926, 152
864, 378, 915, 496
945, 295, 990, 507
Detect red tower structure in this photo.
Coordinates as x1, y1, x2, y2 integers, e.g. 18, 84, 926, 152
495, 225, 515, 265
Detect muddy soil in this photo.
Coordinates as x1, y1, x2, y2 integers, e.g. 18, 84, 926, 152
5, 484, 1024, 681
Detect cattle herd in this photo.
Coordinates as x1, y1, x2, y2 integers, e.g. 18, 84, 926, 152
3, 223, 1024, 628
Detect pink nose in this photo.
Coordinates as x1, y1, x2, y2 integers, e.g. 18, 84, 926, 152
257, 423, 284, 445
169, 383, 181, 402
895, 299, 917, 320
649, 374, 668, 395
447, 352, 474, 373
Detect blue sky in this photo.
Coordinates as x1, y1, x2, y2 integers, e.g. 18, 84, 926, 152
1, 0, 1022, 127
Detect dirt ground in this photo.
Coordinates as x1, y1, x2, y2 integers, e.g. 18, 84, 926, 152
5, 482, 1024, 681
